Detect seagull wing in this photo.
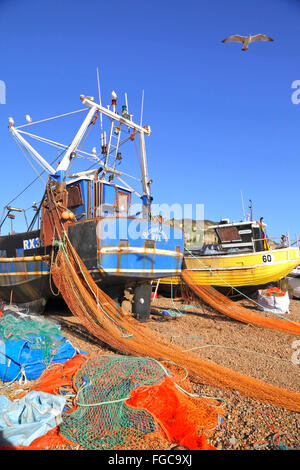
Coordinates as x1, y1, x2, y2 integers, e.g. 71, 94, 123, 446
222, 35, 247, 44
250, 34, 274, 42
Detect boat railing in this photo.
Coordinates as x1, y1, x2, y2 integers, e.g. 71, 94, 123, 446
252, 235, 299, 248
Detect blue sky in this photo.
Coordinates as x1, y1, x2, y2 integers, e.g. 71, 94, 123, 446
0, 0, 300, 240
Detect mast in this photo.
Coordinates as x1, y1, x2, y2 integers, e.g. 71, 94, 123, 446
81, 94, 152, 217
240, 189, 246, 221
96, 67, 104, 146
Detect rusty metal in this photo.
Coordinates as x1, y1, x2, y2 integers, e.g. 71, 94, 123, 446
0, 255, 49, 262
67, 183, 83, 208
88, 180, 104, 219
40, 183, 72, 246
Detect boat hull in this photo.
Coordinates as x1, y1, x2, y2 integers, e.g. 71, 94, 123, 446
0, 229, 51, 310
0, 217, 184, 310
155, 247, 300, 292
68, 217, 183, 281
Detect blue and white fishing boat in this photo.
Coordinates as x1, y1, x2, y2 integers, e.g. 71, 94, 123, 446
0, 81, 184, 319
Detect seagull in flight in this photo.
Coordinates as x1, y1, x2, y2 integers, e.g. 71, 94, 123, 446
222, 34, 274, 51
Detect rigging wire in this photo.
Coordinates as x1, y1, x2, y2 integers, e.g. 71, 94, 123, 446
16, 121, 141, 182
12, 134, 48, 183
15, 108, 87, 129
0, 147, 67, 226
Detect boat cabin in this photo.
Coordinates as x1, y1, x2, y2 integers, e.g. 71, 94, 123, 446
192, 219, 269, 256
66, 177, 132, 221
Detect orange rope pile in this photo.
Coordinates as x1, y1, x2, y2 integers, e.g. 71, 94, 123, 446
49, 236, 300, 412
181, 270, 300, 336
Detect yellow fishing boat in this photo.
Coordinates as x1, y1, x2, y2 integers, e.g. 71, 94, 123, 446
155, 219, 300, 293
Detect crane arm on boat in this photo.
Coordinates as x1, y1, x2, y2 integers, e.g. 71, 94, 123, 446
53, 104, 98, 182
9, 125, 56, 175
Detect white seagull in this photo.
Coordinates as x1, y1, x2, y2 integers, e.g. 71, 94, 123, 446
222, 34, 274, 51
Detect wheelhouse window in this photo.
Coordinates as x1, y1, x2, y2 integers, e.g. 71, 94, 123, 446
67, 183, 83, 208
217, 226, 241, 242
117, 191, 129, 215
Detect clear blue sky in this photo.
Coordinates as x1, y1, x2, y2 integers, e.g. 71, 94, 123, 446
0, 0, 300, 240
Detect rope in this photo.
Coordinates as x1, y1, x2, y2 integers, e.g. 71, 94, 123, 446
11, 134, 47, 183
183, 342, 293, 364
15, 108, 87, 129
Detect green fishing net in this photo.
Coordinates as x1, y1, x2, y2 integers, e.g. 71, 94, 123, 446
0, 313, 65, 363
59, 355, 169, 449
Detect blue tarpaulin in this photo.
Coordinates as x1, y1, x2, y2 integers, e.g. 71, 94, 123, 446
0, 335, 79, 383
0, 390, 66, 447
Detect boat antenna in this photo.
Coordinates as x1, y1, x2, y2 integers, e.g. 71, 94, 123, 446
240, 189, 246, 220
140, 89, 144, 127
249, 199, 253, 221
96, 67, 104, 146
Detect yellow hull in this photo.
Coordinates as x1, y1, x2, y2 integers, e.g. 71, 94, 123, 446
156, 247, 300, 288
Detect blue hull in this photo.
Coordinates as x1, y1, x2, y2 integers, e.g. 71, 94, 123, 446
0, 217, 184, 310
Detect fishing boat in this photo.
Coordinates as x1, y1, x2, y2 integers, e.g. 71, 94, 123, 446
0, 85, 184, 319
156, 218, 300, 295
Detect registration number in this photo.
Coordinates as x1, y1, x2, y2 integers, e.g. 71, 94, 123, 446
262, 254, 274, 264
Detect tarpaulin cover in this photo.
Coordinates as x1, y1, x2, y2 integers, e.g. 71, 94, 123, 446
0, 335, 79, 383
0, 391, 66, 447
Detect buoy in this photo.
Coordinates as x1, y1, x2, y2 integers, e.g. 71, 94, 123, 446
61, 210, 75, 221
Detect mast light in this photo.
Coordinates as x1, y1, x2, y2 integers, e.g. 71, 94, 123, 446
111, 91, 117, 109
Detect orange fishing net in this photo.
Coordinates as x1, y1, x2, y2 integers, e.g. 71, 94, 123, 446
261, 287, 287, 297
181, 270, 300, 336
127, 376, 219, 450
32, 353, 88, 396
49, 236, 300, 412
